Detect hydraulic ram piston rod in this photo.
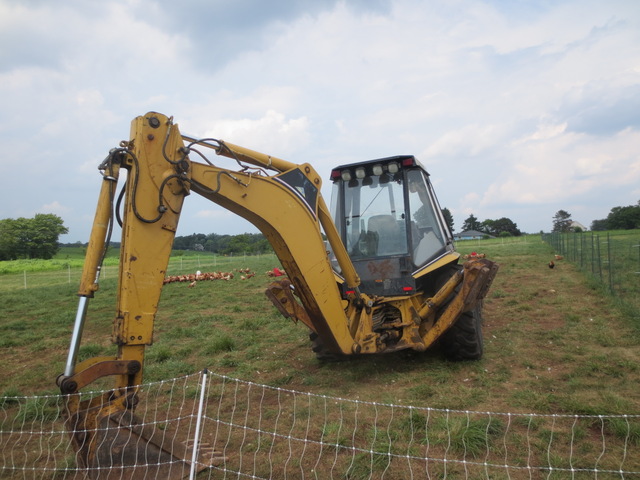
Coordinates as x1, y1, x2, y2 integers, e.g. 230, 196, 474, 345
62, 153, 122, 378
64, 296, 90, 377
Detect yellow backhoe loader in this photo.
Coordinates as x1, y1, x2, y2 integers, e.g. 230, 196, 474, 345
57, 112, 498, 478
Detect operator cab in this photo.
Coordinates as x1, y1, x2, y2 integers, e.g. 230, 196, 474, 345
329, 156, 454, 296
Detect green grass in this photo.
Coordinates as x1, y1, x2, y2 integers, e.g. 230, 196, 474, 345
0, 241, 639, 411
2, 241, 640, 477
541, 230, 640, 318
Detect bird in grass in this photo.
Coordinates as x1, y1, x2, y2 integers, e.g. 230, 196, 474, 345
548, 261, 555, 269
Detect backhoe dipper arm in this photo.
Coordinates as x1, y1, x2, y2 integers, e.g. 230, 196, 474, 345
186, 133, 362, 354
188, 161, 358, 354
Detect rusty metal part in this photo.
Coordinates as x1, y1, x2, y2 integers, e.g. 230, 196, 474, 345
58, 360, 141, 394
467, 257, 500, 303
417, 267, 464, 320
265, 278, 316, 332
421, 258, 499, 346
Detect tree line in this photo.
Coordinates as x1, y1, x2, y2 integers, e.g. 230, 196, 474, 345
455, 200, 640, 237
0, 214, 68, 260
0, 212, 272, 261
172, 232, 272, 255
551, 201, 640, 233
590, 200, 640, 231
457, 213, 522, 237
7, 201, 636, 261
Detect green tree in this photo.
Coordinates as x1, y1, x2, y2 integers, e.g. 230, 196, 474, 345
482, 217, 521, 236
462, 214, 482, 232
552, 210, 572, 233
0, 214, 68, 260
0, 218, 20, 260
172, 232, 273, 255
493, 217, 521, 236
441, 208, 454, 233
590, 200, 640, 231
606, 204, 640, 230
480, 219, 494, 235
31, 214, 68, 258
590, 218, 608, 231
225, 234, 251, 255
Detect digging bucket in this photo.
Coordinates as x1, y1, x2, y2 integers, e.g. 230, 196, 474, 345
63, 391, 225, 479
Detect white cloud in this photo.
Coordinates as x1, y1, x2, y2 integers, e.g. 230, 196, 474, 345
203, 110, 311, 157
519, 123, 567, 143
194, 209, 235, 220
479, 126, 640, 214
76, 89, 104, 108
422, 124, 507, 160
1, 0, 639, 240
41, 201, 71, 216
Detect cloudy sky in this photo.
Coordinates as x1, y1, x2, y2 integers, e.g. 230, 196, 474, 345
1, 0, 639, 242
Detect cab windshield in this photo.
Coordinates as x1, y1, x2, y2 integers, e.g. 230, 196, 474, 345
331, 166, 449, 267
341, 174, 408, 258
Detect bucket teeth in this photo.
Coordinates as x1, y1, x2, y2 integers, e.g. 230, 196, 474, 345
183, 440, 228, 466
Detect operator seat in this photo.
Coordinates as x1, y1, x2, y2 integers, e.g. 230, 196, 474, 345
368, 215, 404, 255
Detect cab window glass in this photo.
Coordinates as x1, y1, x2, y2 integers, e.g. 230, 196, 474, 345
342, 174, 408, 258
406, 169, 446, 265
278, 169, 317, 212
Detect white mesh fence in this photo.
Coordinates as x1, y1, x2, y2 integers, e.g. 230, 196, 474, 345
1, 370, 639, 479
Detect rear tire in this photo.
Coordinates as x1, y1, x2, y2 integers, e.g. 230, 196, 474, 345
441, 305, 484, 361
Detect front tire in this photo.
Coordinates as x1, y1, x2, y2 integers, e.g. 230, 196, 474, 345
441, 305, 484, 361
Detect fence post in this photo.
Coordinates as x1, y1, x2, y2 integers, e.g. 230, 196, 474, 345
190, 368, 209, 480
607, 232, 613, 293
23, 270, 27, 289
591, 234, 596, 277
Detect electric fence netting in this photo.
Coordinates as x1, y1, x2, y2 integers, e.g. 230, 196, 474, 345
1, 371, 638, 479
542, 231, 640, 317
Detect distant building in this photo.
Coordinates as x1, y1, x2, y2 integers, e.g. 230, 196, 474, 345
570, 221, 587, 231
453, 230, 494, 241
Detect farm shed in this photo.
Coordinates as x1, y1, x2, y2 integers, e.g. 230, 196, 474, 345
453, 230, 494, 241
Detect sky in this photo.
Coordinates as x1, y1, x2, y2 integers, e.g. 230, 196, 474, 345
1, 0, 639, 242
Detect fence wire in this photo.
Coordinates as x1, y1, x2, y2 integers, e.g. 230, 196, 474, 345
2, 371, 639, 479
0, 253, 278, 291
543, 231, 640, 318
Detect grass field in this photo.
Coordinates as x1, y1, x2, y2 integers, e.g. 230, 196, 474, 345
543, 230, 640, 317
1, 237, 640, 478
1, 237, 639, 417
